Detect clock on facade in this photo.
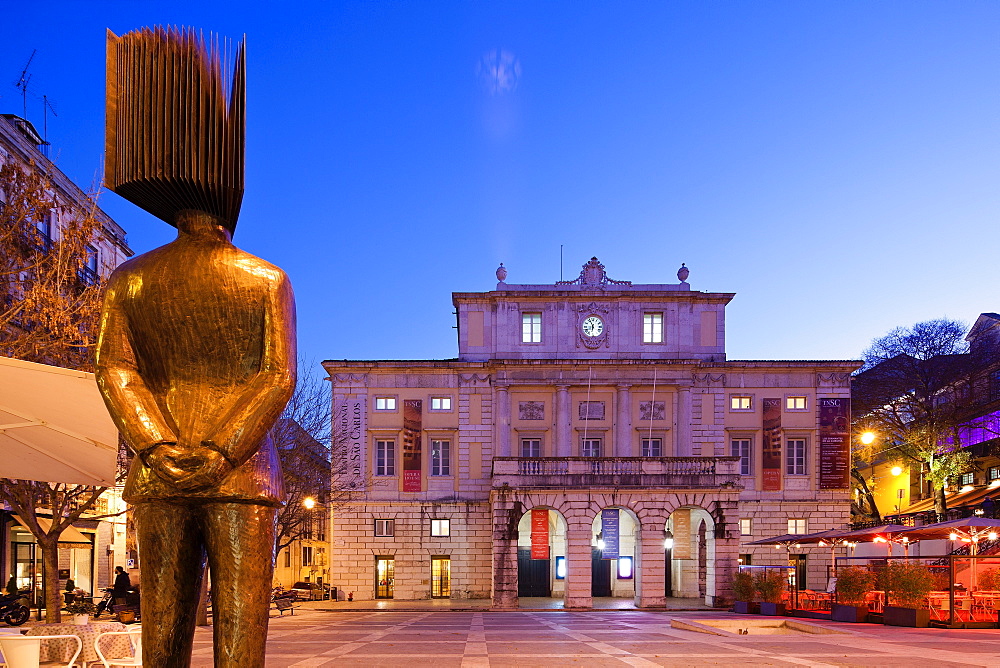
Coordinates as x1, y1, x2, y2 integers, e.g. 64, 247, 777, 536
582, 316, 604, 337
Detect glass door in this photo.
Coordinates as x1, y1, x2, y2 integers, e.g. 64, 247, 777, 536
431, 557, 451, 598
375, 558, 394, 599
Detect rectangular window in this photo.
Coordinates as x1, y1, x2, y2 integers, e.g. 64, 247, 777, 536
284, 548, 290, 568
582, 438, 602, 458
990, 467, 1000, 481
786, 396, 807, 411
731, 438, 752, 476
430, 396, 452, 411
374, 519, 395, 537
786, 438, 807, 475
788, 518, 808, 535
738, 553, 752, 566
960, 471, 975, 486
643, 313, 663, 343
730, 395, 752, 411
302, 546, 313, 566
375, 440, 396, 476
431, 519, 450, 537
522, 312, 542, 343
431, 440, 451, 476
641, 438, 662, 457
520, 438, 541, 458
375, 396, 397, 411
740, 518, 752, 536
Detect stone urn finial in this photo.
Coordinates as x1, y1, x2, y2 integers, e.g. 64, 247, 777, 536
496, 262, 507, 283
677, 263, 689, 283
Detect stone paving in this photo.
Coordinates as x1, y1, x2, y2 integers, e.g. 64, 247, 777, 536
185, 607, 1000, 667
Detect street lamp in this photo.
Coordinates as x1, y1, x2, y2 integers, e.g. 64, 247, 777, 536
303, 496, 316, 510
860, 431, 876, 445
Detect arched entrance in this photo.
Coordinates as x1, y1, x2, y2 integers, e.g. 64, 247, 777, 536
590, 507, 638, 598
666, 506, 716, 604
515, 507, 568, 599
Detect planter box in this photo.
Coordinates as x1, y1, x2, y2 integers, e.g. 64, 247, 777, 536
831, 603, 868, 623
759, 602, 787, 616
733, 601, 758, 614
883, 605, 929, 628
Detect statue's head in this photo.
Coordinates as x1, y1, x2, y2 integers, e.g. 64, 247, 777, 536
105, 27, 245, 235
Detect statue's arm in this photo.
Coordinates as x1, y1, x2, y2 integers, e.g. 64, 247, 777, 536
204, 273, 297, 467
95, 272, 178, 453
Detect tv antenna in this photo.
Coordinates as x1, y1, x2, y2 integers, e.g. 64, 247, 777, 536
42, 95, 57, 143
14, 50, 37, 118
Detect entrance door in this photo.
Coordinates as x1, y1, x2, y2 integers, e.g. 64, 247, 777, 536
517, 548, 551, 597
431, 557, 451, 598
591, 548, 611, 597
375, 558, 394, 599
13, 542, 37, 605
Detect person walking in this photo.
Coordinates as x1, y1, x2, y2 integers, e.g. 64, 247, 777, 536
112, 566, 131, 605
983, 495, 996, 518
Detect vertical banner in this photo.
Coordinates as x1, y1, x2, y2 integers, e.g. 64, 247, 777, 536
402, 399, 423, 492
672, 509, 691, 559
531, 508, 550, 560
762, 398, 782, 491
601, 509, 620, 559
333, 395, 366, 493
819, 397, 851, 489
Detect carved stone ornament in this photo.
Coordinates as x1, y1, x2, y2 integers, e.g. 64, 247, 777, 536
639, 401, 665, 421
496, 262, 507, 283
677, 263, 689, 283
692, 373, 726, 386
817, 373, 851, 387
575, 302, 610, 350
518, 401, 544, 420
556, 256, 631, 288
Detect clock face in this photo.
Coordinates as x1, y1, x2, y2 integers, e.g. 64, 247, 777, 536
582, 316, 604, 337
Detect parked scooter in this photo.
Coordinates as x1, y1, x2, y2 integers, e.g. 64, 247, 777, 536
0, 590, 30, 626
94, 586, 141, 622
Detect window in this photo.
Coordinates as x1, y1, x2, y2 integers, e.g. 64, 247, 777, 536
302, 546, 313, 567
431, 440, 451, 476
786, 396, 807, 411
284, 548, 290, 568
375, 440, 396, 476
521, 312, 541, 343
374, 519, 395, 537
617, 556, 634, 579
731, 438, 752, 476
643, 313, 663, 343
582, 438, 602, 458
740, 518, 752, 536
788, 518, 808, 535
430, 396, 452, 411
960, 471, 975, 486
738, 553, 752, 566
786, 438, 807, 475
641, 438, 662, 457
730, 395, 752, 411
431, 519, 450, 537
521, 438, 541, 458
375, 396, 397, 411
990, 467, 1000, 481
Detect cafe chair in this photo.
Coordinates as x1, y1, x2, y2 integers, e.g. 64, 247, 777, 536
93, 628, 141, 667
0, 634, 82, 668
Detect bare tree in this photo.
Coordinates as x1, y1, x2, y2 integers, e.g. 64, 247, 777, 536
853, 318, 976, 519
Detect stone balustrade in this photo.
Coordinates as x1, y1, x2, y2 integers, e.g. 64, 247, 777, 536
491, 456, 743, 490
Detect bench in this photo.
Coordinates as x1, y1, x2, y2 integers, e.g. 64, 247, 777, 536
274, 596, 296, 615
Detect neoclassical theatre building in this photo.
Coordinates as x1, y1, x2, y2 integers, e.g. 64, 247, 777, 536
324, 258, 858, 607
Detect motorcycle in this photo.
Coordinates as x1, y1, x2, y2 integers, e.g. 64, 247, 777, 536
0, 590, 30, 626
94, 586, 141, 622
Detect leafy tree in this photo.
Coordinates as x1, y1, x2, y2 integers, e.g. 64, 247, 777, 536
853, 318, 976, 520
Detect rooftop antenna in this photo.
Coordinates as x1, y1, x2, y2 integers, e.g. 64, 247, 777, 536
14, 49, 37, 119
42, 95, 57, 142
560, 244, 563, 281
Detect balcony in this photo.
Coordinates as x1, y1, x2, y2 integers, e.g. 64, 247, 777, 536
491, 456, 743, 490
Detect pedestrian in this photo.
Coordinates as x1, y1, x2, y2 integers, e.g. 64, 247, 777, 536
112, 566, 131, 605
984, 495, 996, 518
5, 574, 17, 596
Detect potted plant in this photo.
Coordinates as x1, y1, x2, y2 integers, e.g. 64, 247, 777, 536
754, 569, 787, 616
833, 566, 875, 623
732, 569, 757, 614
880, 562, 933, 628
64, 598, 97, 625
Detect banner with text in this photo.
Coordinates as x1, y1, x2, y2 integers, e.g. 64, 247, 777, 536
602, 509, 620, 559
531, 508, 550, 560
402, 399, 423, 492
762, 398, 782, 491
819, 397, 851, 489
333, 395, 366, 494
672, 508, 691, 559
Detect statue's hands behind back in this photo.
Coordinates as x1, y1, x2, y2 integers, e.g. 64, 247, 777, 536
144, 442, 234, 491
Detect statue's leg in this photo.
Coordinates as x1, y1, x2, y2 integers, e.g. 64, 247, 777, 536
134, 501, 206, 668
203, 502, 277, 668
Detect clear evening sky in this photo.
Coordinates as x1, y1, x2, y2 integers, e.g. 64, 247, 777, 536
3, 2, 998, 368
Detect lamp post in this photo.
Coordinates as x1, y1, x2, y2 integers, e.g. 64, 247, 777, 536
663, 530, 674, 598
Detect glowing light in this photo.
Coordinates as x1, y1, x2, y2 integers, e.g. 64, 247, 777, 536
990, 479, 1000, 488
860, 431, 876, 445
664, 538, 674, 549
961, 485, 975, 493
303, 497, 316, 510
597, 539, 606, 550
990, 532, 998, 541
873, 536, 887, 543
901, 537, 909, 543
891, 466, 903, 477
950, 533, 959, 540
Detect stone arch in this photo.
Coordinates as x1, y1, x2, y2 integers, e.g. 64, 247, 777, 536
514, 502, 569, 600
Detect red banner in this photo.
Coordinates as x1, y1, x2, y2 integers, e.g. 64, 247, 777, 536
762, 398, 782, 491
531, 509, 549, 560
819, 397, 851, 489
402, 399, 422, 492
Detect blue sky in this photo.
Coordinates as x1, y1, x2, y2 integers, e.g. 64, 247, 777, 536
3, 2, 998, 367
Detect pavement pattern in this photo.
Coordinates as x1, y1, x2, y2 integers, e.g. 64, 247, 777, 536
186, 607, 1000, 667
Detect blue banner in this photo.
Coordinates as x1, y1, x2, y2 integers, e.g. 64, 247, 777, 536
601, 509, 619, 559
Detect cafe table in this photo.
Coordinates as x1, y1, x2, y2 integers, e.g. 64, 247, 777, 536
26, 621, 129, 667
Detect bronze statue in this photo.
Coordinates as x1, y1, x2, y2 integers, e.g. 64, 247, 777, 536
97, 28, 295, 667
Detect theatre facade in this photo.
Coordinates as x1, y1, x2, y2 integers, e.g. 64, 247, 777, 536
324, 258, 858, 607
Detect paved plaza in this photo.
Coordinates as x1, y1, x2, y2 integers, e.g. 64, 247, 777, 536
183, 606, 1000, 667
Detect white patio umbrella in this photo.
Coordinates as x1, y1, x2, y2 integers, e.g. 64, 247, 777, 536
0, 356, 117, 486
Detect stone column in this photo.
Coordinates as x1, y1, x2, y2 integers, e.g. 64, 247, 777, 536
490, 493, 520, 609
711, 497, 741, 607
676, 386, 692, 456
496, 384, 511, 457
615, 384, 632, 457
635, 523, 667, 608
563, 520, 593, 609
555, 384, 571, 457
